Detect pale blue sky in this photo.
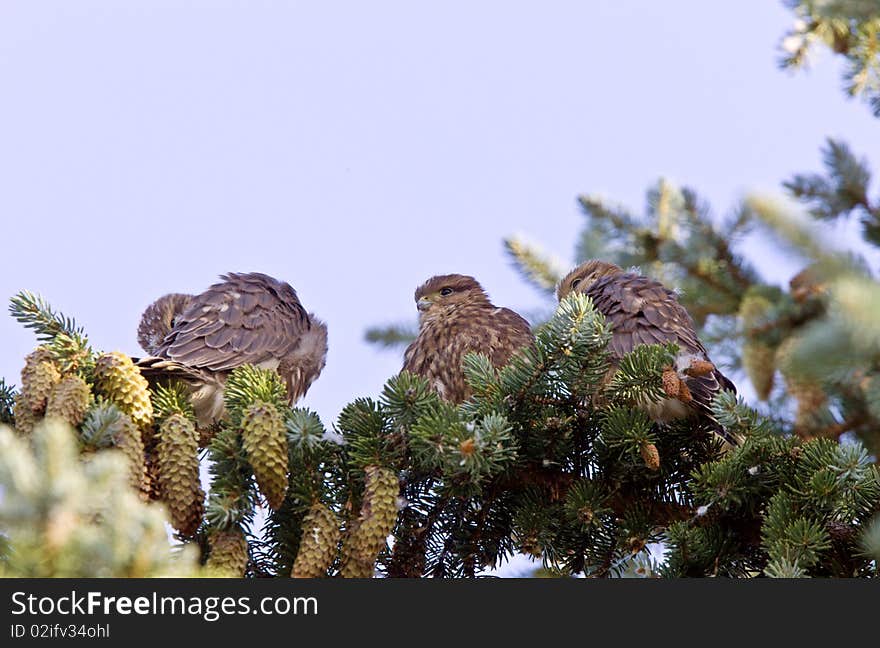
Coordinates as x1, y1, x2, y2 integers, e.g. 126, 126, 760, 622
1, 1, 878, 431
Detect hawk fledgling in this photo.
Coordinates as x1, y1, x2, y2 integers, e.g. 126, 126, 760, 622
403, 274, 535, 403
137, 293, 193, 356
557, 260, 737, 443
137, 272, 328, 427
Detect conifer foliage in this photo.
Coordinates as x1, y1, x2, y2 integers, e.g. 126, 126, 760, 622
2, 1, 880, 577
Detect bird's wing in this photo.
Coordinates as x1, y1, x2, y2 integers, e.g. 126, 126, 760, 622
486, 307, 535, 368
154, 272, 311, 373
587, 272, 737, 442
586, 272, 706, 360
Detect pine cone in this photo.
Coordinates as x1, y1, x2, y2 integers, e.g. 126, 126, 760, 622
341, 465, 398, 578
13, 392, 40, 435
109, 410, 147, 492
739, 293, 777, 400
94, 351, 153, 434
241, 401, 288, 510
293, 503, 341, 578
640, 441, 661, 471
206, 528, 249, 577
742, 341, 776, 400
156, 413, 204, 535
20, 348, 61, 414
340, 527, 376, 578
45, 375, 92, 428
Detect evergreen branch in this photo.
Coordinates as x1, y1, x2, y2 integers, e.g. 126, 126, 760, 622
503, 235, 566, 296
781, 1, 880, 117
784, 138, 872, 219
151, 382, 195, 424
0, 378, 16, 426
9, 290, 85, 342
364, 323, 417, 350
223, 364, 288, 428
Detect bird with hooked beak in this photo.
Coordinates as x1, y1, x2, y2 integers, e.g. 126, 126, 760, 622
403, 273, 535, 403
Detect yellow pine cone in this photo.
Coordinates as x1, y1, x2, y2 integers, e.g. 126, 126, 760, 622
640, 441, 660, 471
157, 413, 204, 535
110, 410, 147, 492
293, 503, 342, 578
13, 393, 40, 435
241, 401, 288, 510
20, 348, 61, 414
94, 351, 153, 434
742, 341, 776, 401
206, 528, 249, 577
341, 466, 398, 578
339, 527, 376, 578
45, 375, 92, 428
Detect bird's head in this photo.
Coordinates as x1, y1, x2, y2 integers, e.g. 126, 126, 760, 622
556, 260, 623, 301
287, 315, 329, 402
413, 274, 490, 322
137, 292, 194, 355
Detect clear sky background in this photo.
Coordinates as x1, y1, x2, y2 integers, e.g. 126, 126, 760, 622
1, 1, 878, 438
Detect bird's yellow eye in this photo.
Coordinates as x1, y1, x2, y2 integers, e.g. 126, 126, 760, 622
571, 278, 582, 289
440, 287, 453, 296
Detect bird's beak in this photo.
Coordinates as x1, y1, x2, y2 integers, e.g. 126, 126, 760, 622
417, 297, 432, 312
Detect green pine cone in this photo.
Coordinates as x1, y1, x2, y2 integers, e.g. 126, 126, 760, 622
20, 348, 61, 414
206, 528, 249, 577
94, 351, 154, 433
45, 375, 92, 428
241, 401, 288, 510
738, 294, 776, 400
111, 410, 147, 492
341, 465, 399, 578
353, 466, 399, 557
13, 392, 40, 435
742, 341, 776, 401
339, 537, 375, 578
157, 413, 204, 535
292, 503, 342, 578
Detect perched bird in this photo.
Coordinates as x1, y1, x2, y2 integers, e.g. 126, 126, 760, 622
136, 272, 328, 427
137, 293, 194, 356
403, 274, 535, 403
557, 260, 737, 443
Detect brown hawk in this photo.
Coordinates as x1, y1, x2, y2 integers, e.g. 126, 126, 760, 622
557, 260, 737, 443
137, 293, 194, 356
402, 274, 535, 403
136, 272, 328, 427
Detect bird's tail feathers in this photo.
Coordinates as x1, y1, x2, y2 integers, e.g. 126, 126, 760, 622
135, 356, 210, 385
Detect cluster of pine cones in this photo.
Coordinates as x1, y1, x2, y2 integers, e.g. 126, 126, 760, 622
11, 346, 400, 578
14, 349, 150, 494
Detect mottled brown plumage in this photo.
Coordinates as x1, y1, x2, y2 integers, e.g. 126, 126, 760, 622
558, 260, 737, 442
137, 272, 327, 426
403, 274, 535, 403
137, 293, 193, 356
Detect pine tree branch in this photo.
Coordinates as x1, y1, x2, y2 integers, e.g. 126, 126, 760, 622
9, 290, 85, 342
